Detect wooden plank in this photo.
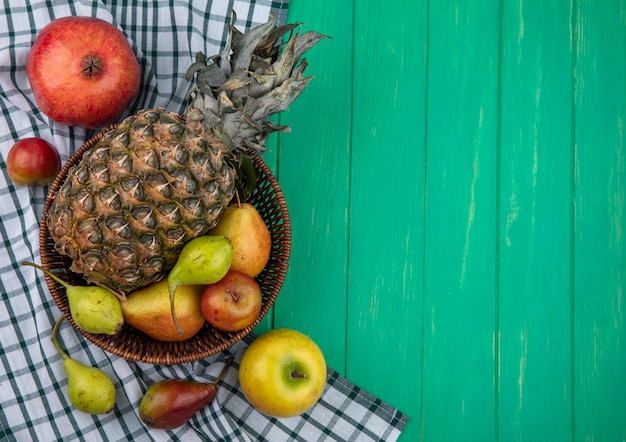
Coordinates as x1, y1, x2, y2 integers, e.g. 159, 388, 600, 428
422, 0, 499, 439
498, 0, 574, 440
346, 0, 427, 440
573, 0, 626, 439
260, 2, 626, 442
273, 1, 353, 372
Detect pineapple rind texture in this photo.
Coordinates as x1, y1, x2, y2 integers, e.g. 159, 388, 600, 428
46, 17, 328, 294
46, 109, 236, 293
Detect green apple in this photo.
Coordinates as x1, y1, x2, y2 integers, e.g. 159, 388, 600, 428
238, 328, 327, 418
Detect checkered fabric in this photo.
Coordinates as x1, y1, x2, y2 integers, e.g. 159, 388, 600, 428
0, 1, 408, 441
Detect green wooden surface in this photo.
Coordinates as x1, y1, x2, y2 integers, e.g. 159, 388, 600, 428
499, 0, 574, 441
258, 0, 626, 440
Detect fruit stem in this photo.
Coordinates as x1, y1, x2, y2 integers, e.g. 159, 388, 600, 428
212, 356, 234, 385
93, 281, 127, 303
291, 369, 307, 379
23, 260, 127, 303
22, 261, 70, 290
167, 281, 185, 336
51, 315, 70, 361
226, 289, 241, 303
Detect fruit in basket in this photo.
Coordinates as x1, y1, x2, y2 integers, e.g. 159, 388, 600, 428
6, 137, 61, 186
121, 280, 205, 341
23, 261, 124, 335
167, 235, 233, 334
45, 15, 327, 299
200, 269, 262, 332
51, 315, 116, 414
239, 328, 327, 418
208, 202, 272, 277
26, 16, 140, 128
139, 356, 233, 429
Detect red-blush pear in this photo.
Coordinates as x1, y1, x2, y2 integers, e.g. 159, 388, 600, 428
139, 357, 233, 429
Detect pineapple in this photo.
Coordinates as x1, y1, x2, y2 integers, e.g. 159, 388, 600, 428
46, 16, 326, 294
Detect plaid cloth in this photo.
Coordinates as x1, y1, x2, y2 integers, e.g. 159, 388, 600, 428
0, 1, 408, 441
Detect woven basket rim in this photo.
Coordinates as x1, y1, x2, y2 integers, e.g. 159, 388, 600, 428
39, 120, 291, 365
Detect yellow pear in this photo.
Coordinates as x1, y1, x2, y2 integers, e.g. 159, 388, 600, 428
121, 280, 205, 341
209, 203, 271, 277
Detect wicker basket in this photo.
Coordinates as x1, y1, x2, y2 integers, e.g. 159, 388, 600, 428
39, 124, 291, 365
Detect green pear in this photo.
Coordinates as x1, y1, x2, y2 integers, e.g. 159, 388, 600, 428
23, 261, 124, 335
167, 235, 233, 335
51, 316, 116, 414
122, 280, 206, 341
208, 202, 272, 277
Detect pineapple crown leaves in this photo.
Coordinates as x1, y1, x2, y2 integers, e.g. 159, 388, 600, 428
184, 13, 329, 153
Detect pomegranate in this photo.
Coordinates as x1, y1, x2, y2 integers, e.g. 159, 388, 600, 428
26, 16, 140, 128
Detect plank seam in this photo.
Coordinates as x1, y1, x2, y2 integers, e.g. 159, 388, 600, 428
419, 0, 431, 438
569, 0, 579, 439
495, 0, 504, 439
